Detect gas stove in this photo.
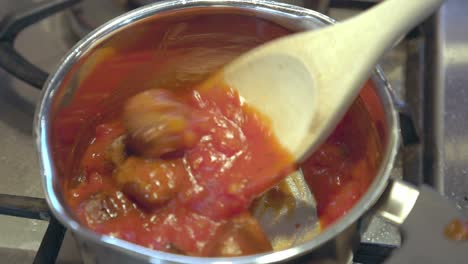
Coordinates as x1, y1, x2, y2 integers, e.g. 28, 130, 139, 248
0, 1, 466, 263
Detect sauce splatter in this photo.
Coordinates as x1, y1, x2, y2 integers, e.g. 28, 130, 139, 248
445, 219, 468, 241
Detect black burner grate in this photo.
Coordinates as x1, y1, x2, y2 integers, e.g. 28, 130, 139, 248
0, 1, 80, 263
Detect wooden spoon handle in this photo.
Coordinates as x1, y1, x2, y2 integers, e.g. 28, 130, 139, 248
345, 0, 444, 55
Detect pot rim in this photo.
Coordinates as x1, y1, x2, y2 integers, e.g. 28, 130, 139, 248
34, 0, 400, 263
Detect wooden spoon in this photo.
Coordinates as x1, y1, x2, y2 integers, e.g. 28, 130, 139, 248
200, 0, 444, 161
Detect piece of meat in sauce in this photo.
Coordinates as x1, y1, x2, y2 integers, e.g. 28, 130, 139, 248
114, 157, 187, 209
203, 213, 272, 256
123, 89, 198, 158
80, 192, 130, 225
105, 135, 127, 166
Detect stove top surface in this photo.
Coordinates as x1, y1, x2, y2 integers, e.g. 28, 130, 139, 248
0, 1, 466, 263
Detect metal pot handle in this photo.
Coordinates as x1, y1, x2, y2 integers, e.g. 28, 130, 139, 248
0, 0, 80, 89
374, 179, 467, 263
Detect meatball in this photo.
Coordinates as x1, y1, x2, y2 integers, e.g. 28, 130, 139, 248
203, 213, 272, 256
114, 157, 186, 209
105, 135, 127, 166
123, 89, 197, 158
81, 192, 129, 225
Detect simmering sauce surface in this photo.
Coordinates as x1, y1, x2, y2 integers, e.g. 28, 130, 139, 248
300, 92, 381, 227
64, 84, 294, 255
52, 12, 383, 257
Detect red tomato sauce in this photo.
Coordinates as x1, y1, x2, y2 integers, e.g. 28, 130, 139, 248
51, 12, 383, 257
300, 92, 381, 227
62, 84, 294, 256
